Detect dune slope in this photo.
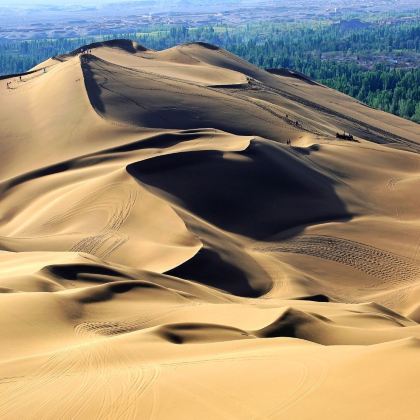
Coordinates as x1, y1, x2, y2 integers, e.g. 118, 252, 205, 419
1, 39, 420, 419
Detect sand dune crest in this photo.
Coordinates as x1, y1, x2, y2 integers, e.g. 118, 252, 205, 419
0, 40, 420, 419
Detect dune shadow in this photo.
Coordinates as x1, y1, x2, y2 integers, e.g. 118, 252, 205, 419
127, 140, 351, 240
167, 247, 262, 297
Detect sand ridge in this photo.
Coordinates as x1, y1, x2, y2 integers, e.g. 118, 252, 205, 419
1, 39, 420, 419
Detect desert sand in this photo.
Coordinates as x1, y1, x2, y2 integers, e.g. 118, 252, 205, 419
1, 39, 420, 419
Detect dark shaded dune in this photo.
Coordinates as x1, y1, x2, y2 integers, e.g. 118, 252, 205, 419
134, 270, 235, 303
167, 247, 264, 298
80, 55, 291, 141
206, 83, 250, 89
185, 42, 221, 51
256, 308, 331, 341
70, 280, 190, 304
256, 308, 420, 345
0, 160, 74, 194
41, 260, 231, 303
81, 56, 106, 114
53, 39, 148, 64
43, 263, 136, 283
292, 294, 331, 302
0, 152, 113, 194
266, 68, 319, 85
67, 39, 148, 57
127, 140, 350, 240
150, 307, 420, 345
107, 130, 220, 153
167, 211, 273, 297
357, 302, 414, 324
408, 306, 420, 323
0, 130, 218, 194
156, 323, 254, 344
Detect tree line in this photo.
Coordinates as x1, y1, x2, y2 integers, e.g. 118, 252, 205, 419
0, 19, 419, 122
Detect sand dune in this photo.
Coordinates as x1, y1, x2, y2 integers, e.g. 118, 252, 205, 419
1, 39, 420, 419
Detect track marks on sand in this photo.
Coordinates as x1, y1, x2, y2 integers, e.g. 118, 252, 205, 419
255, 358, 328, 420
0, 342, 160, 420
254, 235, 420, 286
74, 304, 197, 337
161, 351, 328, 420
43, 182, 138, 258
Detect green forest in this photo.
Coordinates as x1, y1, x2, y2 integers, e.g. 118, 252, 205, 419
1, 20, 419, 122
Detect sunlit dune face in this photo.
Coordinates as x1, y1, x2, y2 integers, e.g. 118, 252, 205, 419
0, 40, 420, 420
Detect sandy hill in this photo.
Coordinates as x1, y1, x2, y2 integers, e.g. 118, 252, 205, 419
1, 39, 420, 419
